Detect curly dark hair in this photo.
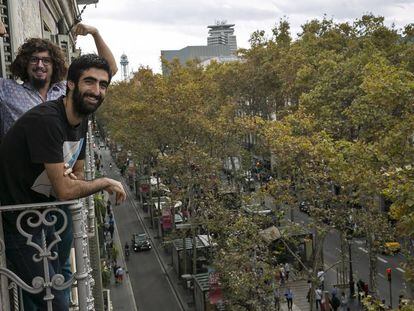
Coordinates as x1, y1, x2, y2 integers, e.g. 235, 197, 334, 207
10, 38, 68, 84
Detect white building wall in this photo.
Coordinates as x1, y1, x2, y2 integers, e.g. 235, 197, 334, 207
9, 0, 43, 57
1, 0, 79, 77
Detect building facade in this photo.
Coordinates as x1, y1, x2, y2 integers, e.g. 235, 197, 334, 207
0, 1, 106, 310
0, 0, 89, 78
161, 22, 238, 74
207, 22, 237, 54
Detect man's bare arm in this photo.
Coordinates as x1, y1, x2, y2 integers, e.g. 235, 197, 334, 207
73, 23, 118, 75
45, 162, 126, 203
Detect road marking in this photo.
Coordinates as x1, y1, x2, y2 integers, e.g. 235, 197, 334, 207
378, 273, 385, 279
397, 268, 406, 273
354, 240, 364, 245
377, 256, 387, 263
358, 247, 368, 254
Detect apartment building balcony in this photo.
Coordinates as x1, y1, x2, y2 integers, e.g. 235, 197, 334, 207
0, 123, 102, 311
0, 200, 95, 311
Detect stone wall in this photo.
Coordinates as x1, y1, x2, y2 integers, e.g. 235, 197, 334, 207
8, 0, 78, 60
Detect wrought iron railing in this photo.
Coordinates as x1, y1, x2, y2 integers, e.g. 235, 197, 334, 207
0, 200, 94, 311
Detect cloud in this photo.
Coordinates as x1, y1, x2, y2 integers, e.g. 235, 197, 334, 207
77, 0, 414, 76
89, 0, 278, 26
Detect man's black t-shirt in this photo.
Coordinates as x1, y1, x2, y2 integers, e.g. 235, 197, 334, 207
0, 97, 87, 230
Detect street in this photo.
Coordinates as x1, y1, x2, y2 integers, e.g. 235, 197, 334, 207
99, 146, 410, 310
99, 147, 188, 311
292, 207, 409, 308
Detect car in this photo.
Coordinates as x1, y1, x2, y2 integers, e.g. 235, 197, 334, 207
380, 241, 401, 255
299, 201, 311, 215
131, 233, 152, 252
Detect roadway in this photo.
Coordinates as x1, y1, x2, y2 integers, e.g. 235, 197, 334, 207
99, 147, 187, 311
292, 206, 409, 308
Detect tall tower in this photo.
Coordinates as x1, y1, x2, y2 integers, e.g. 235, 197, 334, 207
120, 53, 129, 81
207, 21, 237, 54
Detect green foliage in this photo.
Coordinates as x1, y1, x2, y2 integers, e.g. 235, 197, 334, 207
98, 13, 414, 306
101, 263, 111, 288
94, 194, 106, 225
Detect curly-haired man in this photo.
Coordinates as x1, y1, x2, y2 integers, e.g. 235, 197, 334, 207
0, 21, 117, 140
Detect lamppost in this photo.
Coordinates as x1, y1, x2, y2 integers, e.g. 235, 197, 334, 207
347, 233, 355, 297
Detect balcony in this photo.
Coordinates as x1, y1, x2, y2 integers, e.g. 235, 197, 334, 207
0, 122, 100, 311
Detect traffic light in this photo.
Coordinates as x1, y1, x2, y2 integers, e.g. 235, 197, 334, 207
386, 268, 392, 282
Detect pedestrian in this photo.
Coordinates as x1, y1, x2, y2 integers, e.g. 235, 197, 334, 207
340, 292, 348, 311
331, 292, 341, 311
306, 279, 312, 302
274, 287, 280, 311
116, 266, 124, 283
362, 282, 369, 297
109, 223, 115, 239
284, 287, 294, 311
315, 288, 322, 310
279, 266, 286, 285
112, 263, 119, 280
357, 279, 364, 302
284, 262, 291, 281
317, 269, 325, 290
106, 199, 112, 215
331, 285, 338, 297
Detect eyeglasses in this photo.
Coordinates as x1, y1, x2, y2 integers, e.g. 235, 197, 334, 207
29, 56, 52, 66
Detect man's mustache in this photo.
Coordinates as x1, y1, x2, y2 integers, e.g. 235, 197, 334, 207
83, 92, 102, 101
32, 67, 47, 73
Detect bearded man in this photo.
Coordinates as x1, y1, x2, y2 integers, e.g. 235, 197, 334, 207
0, 54, 125, 310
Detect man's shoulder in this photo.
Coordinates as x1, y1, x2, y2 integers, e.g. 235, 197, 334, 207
23, 98, 64, 122
51, 81, 67, 91
0, 78, 23, 90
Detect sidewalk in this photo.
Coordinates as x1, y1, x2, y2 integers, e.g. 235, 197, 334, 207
94, 149, 138, 311
108, 218, 138, 311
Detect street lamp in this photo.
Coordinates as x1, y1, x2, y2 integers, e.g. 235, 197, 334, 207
347, 233, 355, 297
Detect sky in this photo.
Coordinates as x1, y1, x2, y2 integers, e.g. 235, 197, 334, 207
76, 0, 414, 79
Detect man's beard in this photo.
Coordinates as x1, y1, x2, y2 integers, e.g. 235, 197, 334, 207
72, 85, 104, 117
30, 67, 47, 89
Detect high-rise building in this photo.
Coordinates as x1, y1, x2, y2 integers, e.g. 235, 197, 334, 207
161, 22, 238, 75
207, 22, 237, 54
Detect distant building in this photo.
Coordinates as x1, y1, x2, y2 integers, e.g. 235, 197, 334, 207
161, 22, 238, 74
120, 53, 130, 81
207, 23, 237, 54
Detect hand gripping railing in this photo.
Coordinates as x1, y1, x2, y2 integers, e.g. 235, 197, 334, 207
0, 200, 94, 311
